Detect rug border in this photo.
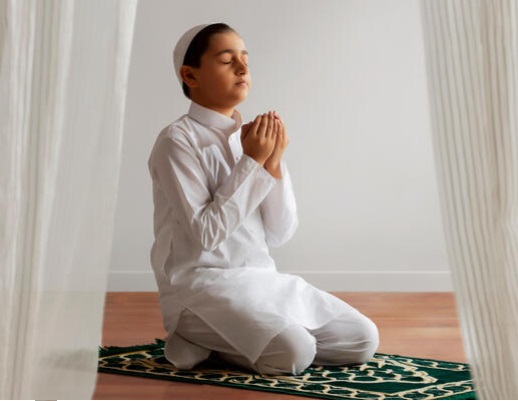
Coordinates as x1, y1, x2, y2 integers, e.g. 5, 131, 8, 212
97, 366, 343, 400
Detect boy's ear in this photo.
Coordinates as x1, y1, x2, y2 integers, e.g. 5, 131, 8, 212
180, 65, 198, 89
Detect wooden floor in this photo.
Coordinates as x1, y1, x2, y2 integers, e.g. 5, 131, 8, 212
93, 292, 468, 400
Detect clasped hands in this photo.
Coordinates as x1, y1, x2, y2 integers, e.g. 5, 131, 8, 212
241, 111, 289, 179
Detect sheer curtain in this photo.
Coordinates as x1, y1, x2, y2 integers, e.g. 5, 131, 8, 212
0, 0, 137, 399
419, 0, 518, 398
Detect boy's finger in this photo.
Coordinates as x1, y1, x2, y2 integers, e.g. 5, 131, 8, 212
241, 124, 251, 139
249, 115, 263, 137
267, 114, 276, 138
274, 119, 281, 139
277, 119, 284, 134
257, 113, 269, 137
272, 115, 279, 137
267, 114, 275, 138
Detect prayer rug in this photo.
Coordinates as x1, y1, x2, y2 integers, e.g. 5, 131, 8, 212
98, 338, 476, 400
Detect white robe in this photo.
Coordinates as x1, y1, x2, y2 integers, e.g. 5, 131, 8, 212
147, 101, 356, 366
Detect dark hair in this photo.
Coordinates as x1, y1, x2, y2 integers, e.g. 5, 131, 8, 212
181, 23, 236, 99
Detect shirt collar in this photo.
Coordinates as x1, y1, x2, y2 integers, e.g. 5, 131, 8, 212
188, 101, 243, 137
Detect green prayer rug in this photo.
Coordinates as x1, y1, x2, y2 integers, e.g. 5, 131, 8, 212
98, 338, 477, 400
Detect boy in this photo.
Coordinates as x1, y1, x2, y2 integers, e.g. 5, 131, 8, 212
148, 23, 379, 375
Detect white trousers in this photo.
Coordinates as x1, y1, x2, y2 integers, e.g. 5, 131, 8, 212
174, 308, 380, 375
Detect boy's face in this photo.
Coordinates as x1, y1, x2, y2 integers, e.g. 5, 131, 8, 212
187, 31, 251, 115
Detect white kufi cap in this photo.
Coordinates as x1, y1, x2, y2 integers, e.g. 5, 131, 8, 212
173, 24, 210, 86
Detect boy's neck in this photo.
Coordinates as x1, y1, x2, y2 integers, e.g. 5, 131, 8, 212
190, 95, 235, 118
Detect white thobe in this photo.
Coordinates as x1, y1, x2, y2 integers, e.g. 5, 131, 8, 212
147, 101, 355, 367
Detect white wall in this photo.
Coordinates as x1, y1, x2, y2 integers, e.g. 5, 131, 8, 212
108, 0, 452, 291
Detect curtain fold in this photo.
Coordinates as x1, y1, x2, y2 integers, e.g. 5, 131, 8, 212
0, 0, 138, 398
419, 0, 518, 398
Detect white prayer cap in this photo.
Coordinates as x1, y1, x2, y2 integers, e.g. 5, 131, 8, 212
173, 24, 210, 86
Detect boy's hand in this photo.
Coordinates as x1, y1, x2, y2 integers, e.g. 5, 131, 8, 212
241, 112, 277, 166
264, 111, 289, 179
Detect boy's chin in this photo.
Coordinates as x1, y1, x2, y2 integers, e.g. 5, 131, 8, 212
229, 92, 248, 106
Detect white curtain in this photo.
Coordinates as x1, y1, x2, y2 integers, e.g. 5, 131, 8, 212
419, 0, 518, 399
0, 0, 137, 399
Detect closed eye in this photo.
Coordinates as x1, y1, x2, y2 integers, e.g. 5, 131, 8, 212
221, 59, 248, 66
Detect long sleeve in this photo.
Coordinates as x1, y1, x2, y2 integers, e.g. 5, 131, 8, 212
150, 132, 277, 252
259, 159, 299, 248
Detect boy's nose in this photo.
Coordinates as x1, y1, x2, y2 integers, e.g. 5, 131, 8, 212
235, 60, 248, 74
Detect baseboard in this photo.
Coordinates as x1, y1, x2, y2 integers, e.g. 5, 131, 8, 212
107, 270, 453, 292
